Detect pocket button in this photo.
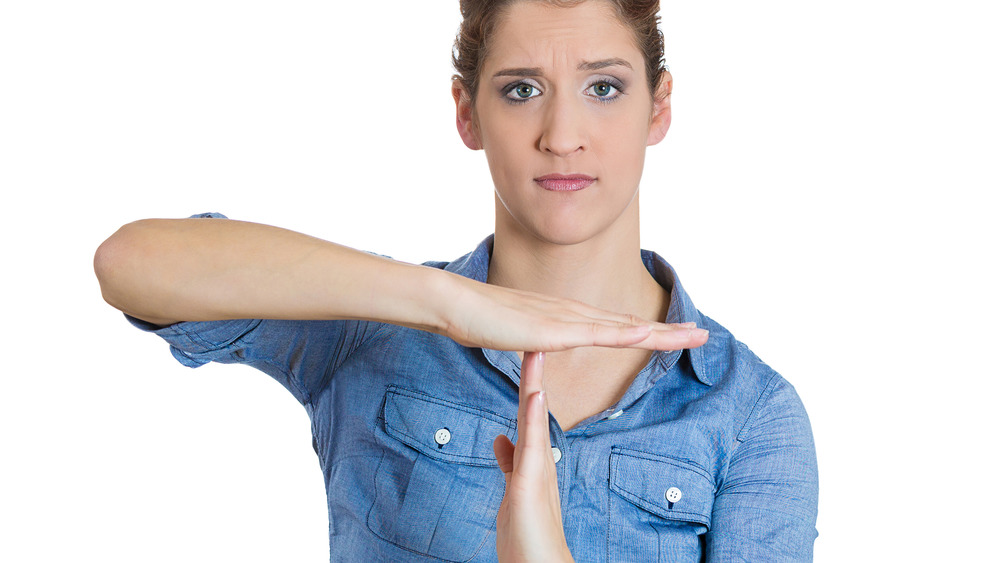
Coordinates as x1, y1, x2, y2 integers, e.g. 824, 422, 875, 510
665, 486, 683, 503
551, 447, 562, 463
434, 428, 451, 446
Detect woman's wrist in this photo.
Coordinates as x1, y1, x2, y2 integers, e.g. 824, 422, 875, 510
419, 266, 472, 338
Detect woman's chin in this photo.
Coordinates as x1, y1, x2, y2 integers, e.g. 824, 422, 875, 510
518, 216, 616, 247
497, 196, 634, 247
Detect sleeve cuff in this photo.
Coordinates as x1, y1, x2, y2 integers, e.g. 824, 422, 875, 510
124, 313, 262, 368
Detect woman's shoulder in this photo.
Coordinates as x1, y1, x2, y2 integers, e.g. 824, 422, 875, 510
691, 312, 809, 430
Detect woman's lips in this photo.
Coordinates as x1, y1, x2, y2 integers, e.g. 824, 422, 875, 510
534, 174, 596, 192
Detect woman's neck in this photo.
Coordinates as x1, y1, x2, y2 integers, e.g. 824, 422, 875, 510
487, 199, 669, 322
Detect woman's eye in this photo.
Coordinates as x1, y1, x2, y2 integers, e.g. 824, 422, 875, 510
587, 81, 620, 99
504, 83, 541, 102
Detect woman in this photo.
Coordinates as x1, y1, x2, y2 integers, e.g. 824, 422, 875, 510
95, 0, 818, 561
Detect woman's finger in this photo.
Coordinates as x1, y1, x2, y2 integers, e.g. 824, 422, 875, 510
493, 434, 515, 476
517, 391, 552, 471
550, 321, 708, 351
520, 351, 545, 399
514, 353, 555, 481
515, 352, 545, 455
633, 324, 710, 350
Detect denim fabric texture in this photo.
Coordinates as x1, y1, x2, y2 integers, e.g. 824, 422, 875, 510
128, 215, 819, 562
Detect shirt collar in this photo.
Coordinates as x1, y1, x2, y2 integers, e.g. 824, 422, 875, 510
444, 235, 715, 387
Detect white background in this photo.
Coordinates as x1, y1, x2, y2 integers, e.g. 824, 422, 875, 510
2, 1, 997, 561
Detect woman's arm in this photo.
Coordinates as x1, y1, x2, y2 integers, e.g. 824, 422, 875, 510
95, 217, 451, 328
94, 218, 709, 352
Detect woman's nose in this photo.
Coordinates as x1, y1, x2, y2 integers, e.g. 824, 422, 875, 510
538, 95, 587, 157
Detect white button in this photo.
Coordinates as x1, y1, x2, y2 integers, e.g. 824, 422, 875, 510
434, 428, 451, 446
551, 447, 562, 463
665, 487, 682, 503
607, 410, 623, 420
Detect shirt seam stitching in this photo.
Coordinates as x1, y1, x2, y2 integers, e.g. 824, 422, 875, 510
735, 362, 781, 443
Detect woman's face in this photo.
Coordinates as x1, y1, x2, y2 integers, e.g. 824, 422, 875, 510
455, 0, 671, 246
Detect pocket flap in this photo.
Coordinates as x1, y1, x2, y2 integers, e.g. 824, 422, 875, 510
383, 386, 515, 467
609, 446, 715, 527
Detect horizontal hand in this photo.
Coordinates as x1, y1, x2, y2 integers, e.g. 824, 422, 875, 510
440, 276, 709, 352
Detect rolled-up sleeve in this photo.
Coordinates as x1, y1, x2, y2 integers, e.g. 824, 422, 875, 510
126, 315, 261, 368
121, 212, 374, 405
127, 315, 369, 406
706, 374, 820, 561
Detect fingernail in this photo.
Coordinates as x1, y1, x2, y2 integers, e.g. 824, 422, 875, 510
538, 352, 545, 365
680, 322, 697, 328
692, 328, 709, 338
538, 391, 546, 405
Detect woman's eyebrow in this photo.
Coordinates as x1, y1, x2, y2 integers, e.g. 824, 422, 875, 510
578, 58, 632, 71
492, 58, 633, 79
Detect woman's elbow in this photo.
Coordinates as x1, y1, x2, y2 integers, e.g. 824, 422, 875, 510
94, 220, 150, 311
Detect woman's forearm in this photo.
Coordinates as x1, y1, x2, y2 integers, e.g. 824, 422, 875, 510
94, 218, 451, 329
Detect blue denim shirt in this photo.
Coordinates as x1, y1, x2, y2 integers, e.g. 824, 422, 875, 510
128, 226, 819, 562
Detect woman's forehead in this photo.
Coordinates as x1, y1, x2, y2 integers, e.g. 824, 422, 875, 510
484, 1, 641, 74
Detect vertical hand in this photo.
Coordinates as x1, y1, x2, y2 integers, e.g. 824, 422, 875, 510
493, 352, 574, 562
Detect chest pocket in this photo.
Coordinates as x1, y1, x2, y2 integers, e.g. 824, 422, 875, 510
368, 386, 515, 562
608, 446, 716, 562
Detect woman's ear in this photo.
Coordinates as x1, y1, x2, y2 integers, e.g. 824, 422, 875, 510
646, 71, 673, 146
452, 80, 483, 150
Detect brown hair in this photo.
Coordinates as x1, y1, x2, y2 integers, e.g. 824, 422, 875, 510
451, 0, 666, 104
